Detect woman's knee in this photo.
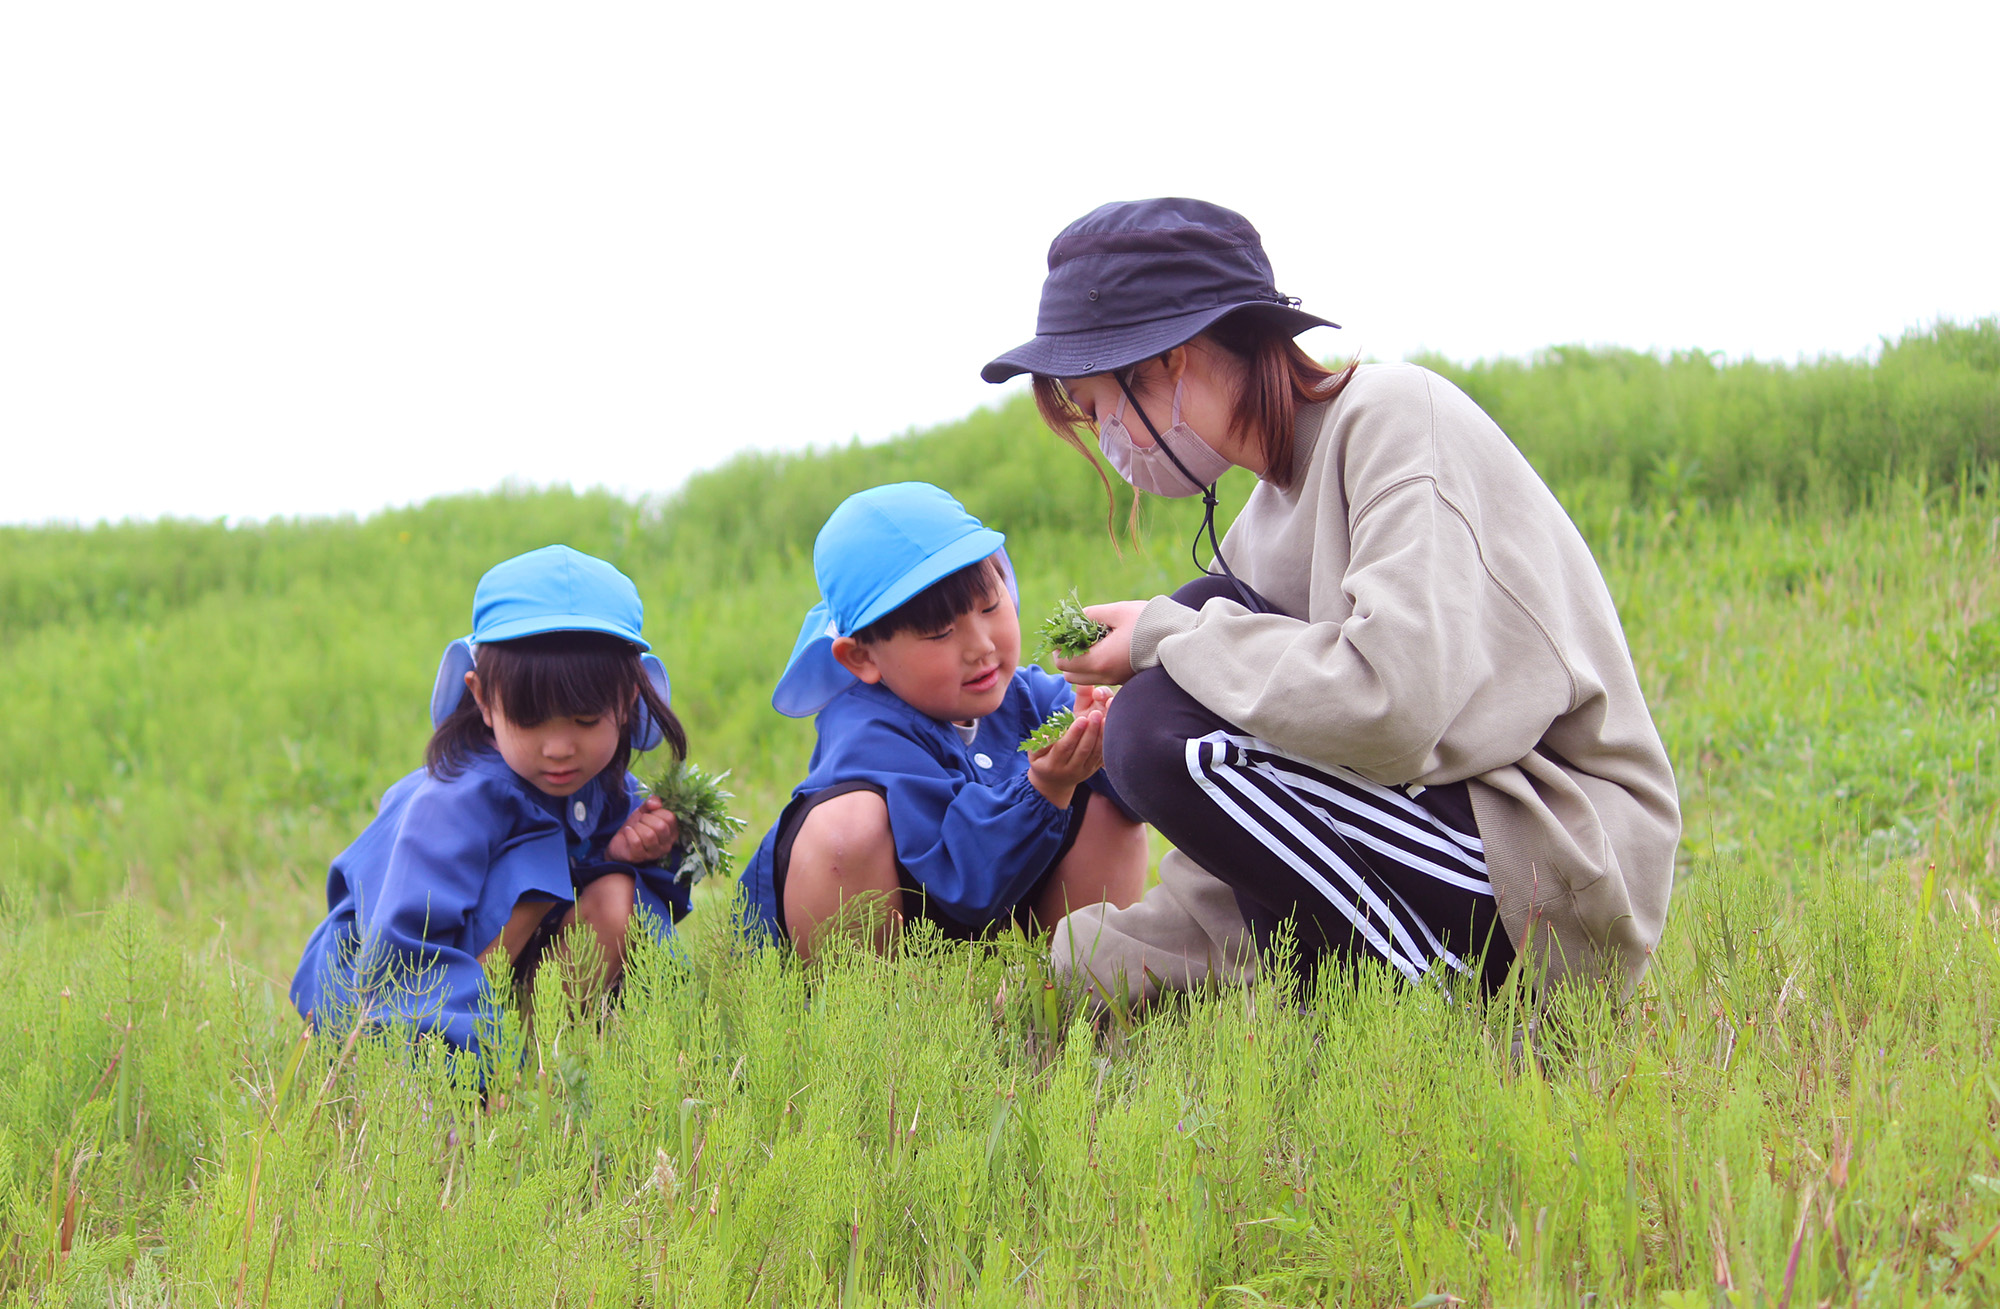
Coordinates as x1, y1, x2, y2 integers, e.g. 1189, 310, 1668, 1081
1169, 574, 1244, 608
1103, 667, 1211, 819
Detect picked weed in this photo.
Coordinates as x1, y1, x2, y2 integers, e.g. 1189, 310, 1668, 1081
1036, 589, 1108, 660
1018, 707, 1075, 754
645, 759, 749, 884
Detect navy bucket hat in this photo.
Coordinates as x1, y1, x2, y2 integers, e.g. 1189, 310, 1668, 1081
980, 197, 1337, 384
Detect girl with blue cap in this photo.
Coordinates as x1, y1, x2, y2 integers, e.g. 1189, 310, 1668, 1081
291, 544, 690, 1054
738, 482, 1147, 956
985, 199, 1680, 1009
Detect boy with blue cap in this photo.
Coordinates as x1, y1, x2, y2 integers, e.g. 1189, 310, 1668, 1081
293, 544, 691, 1055
739, 483, 1147, 955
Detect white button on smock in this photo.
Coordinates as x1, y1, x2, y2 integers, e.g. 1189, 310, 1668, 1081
573, 800, 587, 823
973, 753, 994, 769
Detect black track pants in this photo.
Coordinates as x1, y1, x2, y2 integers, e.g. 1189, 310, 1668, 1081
1102, 576, 1515, 992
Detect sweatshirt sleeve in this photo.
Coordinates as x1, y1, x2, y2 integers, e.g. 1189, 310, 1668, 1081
836, 713, 1072, 927
1134, 418, 1573, 785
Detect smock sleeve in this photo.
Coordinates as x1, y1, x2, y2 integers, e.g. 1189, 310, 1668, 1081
354, 781, 562, 1051
831, 710, 1071, 928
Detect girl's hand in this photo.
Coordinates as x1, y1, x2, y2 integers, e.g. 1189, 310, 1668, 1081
1027, 686, 1114, 808
609, 796, 680, 865
1053, 600, 1147, 686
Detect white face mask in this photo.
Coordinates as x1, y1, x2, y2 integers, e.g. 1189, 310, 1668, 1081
1096, 376, 1233, 499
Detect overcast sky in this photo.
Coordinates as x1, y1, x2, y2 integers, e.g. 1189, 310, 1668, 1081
3, 1, 1994, 526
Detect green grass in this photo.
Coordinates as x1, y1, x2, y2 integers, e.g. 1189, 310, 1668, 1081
2, 322, 1997, 1305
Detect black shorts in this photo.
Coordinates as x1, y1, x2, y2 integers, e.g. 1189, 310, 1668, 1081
766, 780, 1092, 942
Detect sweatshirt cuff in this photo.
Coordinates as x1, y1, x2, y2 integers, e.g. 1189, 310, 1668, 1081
1128, 596, 1200, 671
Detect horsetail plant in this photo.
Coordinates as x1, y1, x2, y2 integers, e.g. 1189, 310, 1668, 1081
643, 759, 748, 884
1018, 707, 1074, 754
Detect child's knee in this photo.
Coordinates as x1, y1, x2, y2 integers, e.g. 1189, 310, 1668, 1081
793, 790, 895, 884
576, 873, 637, 932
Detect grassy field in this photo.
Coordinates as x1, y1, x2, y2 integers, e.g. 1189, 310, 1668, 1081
2, 323, 1997, 1305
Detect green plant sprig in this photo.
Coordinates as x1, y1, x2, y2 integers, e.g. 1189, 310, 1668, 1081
1018, 707, 1075, 754
1037, 590, 1108, 660
643, 759, 749, 885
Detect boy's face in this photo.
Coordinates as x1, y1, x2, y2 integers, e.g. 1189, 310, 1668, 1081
835, 583, 1020, 722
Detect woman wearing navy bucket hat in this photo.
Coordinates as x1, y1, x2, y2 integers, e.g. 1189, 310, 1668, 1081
983, 198, 1680, 1006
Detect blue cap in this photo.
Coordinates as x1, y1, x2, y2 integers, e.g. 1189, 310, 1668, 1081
773, 483, 1014, 717
470, 544, 649, 648
427, 545, 676, 751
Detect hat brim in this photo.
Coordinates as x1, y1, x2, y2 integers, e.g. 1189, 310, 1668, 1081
980, 301, 1338, 384
846, 527, 1006, 636
472, 613, 650, 651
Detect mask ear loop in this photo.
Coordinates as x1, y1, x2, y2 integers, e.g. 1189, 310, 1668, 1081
1114, 369, 1266, 615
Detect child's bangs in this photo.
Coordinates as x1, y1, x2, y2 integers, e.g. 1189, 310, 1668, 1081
476, 632, 637, 725
856, 554, 1006, 644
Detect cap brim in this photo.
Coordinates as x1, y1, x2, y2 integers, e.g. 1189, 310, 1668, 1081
472, 613, 650, 651
981, 301, 1338, 383
846, 527, 1006, 635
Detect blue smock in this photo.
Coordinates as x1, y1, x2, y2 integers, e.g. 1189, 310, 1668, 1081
291, 749, 688, 1051
739, 667, 1125, 937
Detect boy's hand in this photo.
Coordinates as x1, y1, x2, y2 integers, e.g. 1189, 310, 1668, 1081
1027, 686, 1114, 808
1053, 600, 1147, 686
609, 796, 680, 865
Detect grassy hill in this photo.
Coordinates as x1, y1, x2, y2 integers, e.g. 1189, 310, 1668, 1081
2, 322, 1996, 1304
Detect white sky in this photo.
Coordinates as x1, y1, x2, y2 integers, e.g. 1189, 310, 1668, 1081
3, 1, 1995, 526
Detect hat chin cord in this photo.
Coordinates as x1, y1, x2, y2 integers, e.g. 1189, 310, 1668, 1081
1115, 372, 1267, 615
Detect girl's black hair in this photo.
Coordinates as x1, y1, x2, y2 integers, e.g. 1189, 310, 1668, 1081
850, 555, 1007, 646
425, 630, 687, 786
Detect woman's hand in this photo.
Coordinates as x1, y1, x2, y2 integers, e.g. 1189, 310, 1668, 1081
1027, 686, 1115, 808
1053, 600, 1148, 686
609, 796, 680, 865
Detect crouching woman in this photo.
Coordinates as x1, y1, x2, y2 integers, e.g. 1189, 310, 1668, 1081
979, 198, 1682, 1004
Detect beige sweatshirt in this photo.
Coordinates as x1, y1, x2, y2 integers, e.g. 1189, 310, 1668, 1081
1127, 363, 1680, 993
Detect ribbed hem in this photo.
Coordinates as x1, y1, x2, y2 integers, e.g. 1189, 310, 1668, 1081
1468, 781, 1611, 993
1128, 596, 1200, 671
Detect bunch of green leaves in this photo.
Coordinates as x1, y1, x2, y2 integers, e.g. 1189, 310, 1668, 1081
644, 758, 748, 884
1018, 706, 1074, 753
1036, 589, 1108, 659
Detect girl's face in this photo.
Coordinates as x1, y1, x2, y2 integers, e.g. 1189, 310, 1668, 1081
467, 672, 623, 797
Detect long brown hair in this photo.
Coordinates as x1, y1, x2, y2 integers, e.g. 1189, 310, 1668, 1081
1032, 311, 1358, 539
